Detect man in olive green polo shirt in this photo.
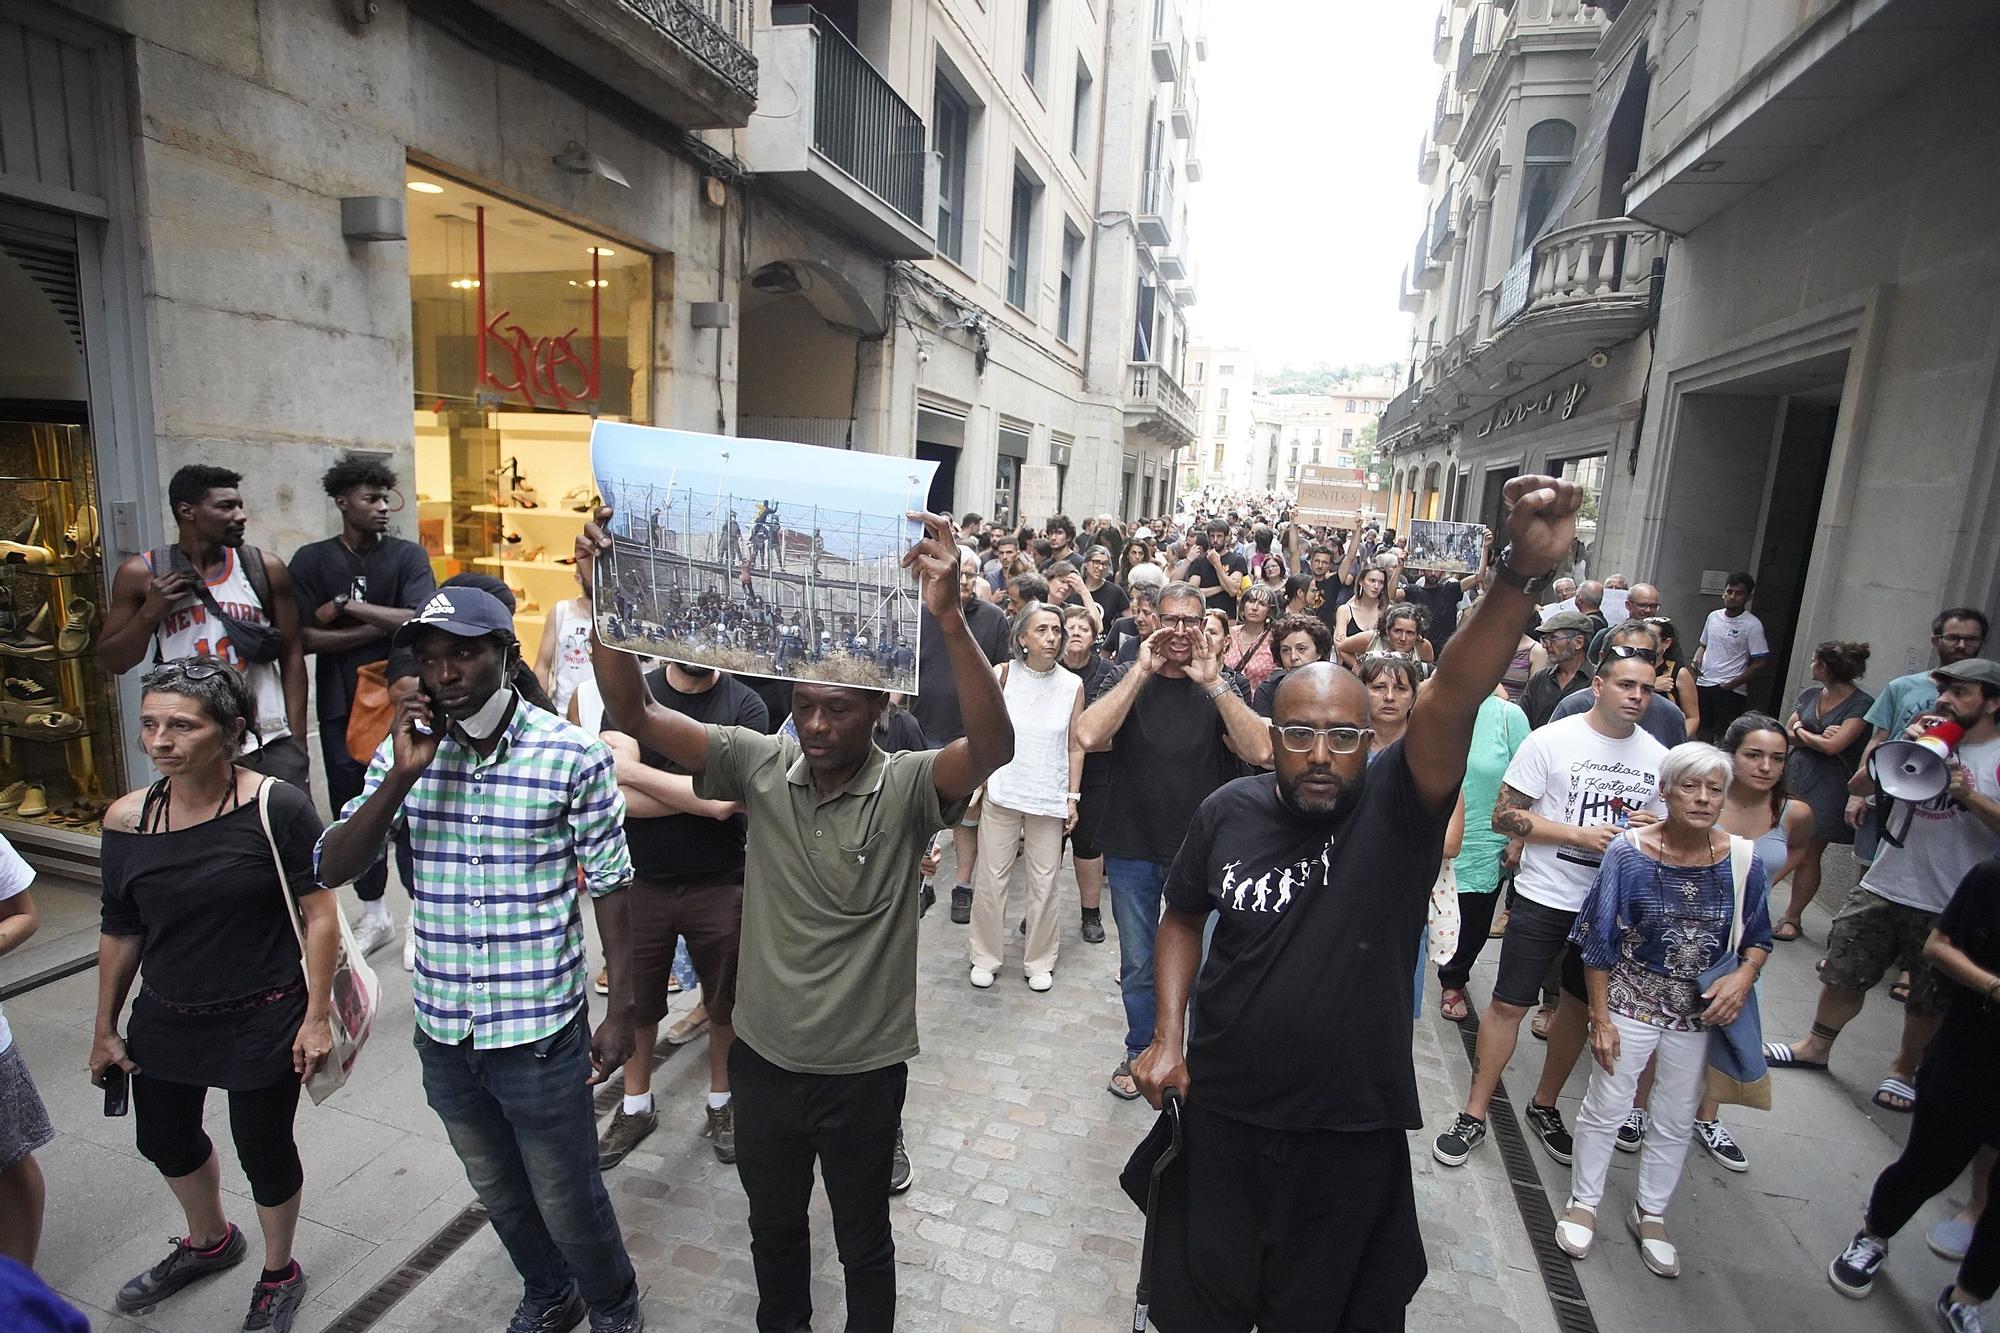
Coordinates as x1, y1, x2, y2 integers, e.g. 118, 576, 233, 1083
579, 508, 1013, 1333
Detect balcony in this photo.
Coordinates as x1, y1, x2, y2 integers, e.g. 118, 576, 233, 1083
1170, 274, 1196, 307
1432, 10, 1450, 62
1171, 78, 1198, 141
1413, 228, 1445, 290
1125, 360, 1197, 446
1417, 134, 1439, 185
1492, 217, 1663, 333
1429, 184, 1456, 258
1433, 84, 1462, 147
1379, 378, 1421, 440
1398, 265, 1424, 314
1183, 154, 1202, 183
1151, 0, 1182, 82
745, 8, 933, 258
1155, 217, 1189, 281
1456, 5, 1492, 87
1137, 169, 1175, 248
466, 0, 756, 127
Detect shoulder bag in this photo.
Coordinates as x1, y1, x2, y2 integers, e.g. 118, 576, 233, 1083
151, 544, 285, 664
345, 661, 395, 764
1700, 833, 1771, 1110
256, 778, 380, 1104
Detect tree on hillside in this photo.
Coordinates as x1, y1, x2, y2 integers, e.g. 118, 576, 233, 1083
1257, 361, 1402, 394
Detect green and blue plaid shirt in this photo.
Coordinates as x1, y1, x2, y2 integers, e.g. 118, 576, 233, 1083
316, 695, 632, 1048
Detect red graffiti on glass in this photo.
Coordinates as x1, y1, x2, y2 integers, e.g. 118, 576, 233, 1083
480, 310, 599, 410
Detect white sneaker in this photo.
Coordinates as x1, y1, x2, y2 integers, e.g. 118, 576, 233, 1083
968, 966, 995, 989
1026, 972, 1053, 992
351, 914, 395, 958
402, 930, 417, 973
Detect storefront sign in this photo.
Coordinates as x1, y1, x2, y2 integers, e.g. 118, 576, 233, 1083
1476, 380, 1588, 439
475, 206, 601, 411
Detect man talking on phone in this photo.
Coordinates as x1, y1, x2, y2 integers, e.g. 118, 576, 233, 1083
317, 585, 644, 1333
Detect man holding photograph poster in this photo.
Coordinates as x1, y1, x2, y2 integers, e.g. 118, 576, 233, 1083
577, 507, 1013, 1333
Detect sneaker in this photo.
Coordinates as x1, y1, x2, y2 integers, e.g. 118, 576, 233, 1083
1828, 1229, 1887, 1298
115, 1223, 247, 1312
1930, 1216, 1975, 1262
1080, 907, 1105, 943
950, 885, 973, 924
593, 967, 609, 995
665, 1004, 708, 1046
596, 1105, 657, 1170
589, 1299, 646, 1333
919, 881, 937, 916
889, 1128, 915, 1195
508, 1286, 587, 1333
1524, 1103, 1574, 1166
1432, 1113, 1487, 1167
351, 913, 395, 958
1615, 1108, 1647, 1154
1694, 1117, 1748, 1172
242, 1265, 308, 1330
402, 930, 417, 973
705, 1102, 736, 1164
0, 779, 25, 811
1026, 972, 1053, 992
969, 966, 995, 989
1939, 1285, 1989, 1333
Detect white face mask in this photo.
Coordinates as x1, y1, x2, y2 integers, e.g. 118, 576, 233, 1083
454, 685, 516, 740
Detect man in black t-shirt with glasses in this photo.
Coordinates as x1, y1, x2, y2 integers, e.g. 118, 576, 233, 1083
1132, 474, 1586, 1331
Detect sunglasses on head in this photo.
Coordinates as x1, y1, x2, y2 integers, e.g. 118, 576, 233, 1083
1602, 644, 1659, 663
142, 658, 232, 687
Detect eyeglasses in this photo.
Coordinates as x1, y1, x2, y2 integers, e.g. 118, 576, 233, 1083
1627, 601, 1660, 613
1158, 615, 1203, 630
1602, 644, 1659, 664
1275, 725, 1373, 754
1938, 633, 1985, 646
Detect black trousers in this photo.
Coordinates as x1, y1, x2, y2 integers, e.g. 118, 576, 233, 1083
134, 1073, 303, 1208
1696, 685, 1749, 743
1864, 1020, 2000, 1301
319, 719, 389, 901
1437, 890, 1503, 992
728, 1040, 906, 1333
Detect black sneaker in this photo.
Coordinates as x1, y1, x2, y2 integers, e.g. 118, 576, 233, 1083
1523, 1103, 1574, 1165
242, 1266, 308, 1331
1938, 1284, 1987, 1332
889, 1127, 915, 1195
1080, 907, 1105, 944
507, 1285, 587, 1333
919, 881, 937, 916
116, 1223, 247, 1312
597, 1105, 658, 1170
705, 1103, 736, 1164
1615, 1108, 1647, 1153
1694, 1117, 1748, 1172
1828, 1230, 1886, 1298
1432, 1113, 1487, 1166
589, 1295, 646, 1333
949, 885, 973, 924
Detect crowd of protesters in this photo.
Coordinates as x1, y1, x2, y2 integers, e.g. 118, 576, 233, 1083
0, 465, 1995, 1333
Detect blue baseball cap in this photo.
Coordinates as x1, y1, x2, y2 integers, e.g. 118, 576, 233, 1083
392, 586, 517, 649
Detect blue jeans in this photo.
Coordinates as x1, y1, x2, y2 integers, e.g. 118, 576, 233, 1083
1105, 856, 1169, 1060
414, 1010, 637, 1317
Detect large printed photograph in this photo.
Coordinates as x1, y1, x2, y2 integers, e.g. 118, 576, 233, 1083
588, 423, 937, 692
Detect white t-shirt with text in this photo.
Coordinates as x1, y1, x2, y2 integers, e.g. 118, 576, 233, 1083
1696, 608, 1769, 693
1503, 712, 1668, 912
1861, 735, 2000, 913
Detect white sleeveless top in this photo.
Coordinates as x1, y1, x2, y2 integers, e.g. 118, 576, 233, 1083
546, 599, 594, 717
144, 547, 289, 748
984, 660, 1082, 819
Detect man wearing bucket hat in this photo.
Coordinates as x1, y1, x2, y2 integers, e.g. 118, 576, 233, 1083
1764, 659, 2000, 1116
317, 584, 646, 1333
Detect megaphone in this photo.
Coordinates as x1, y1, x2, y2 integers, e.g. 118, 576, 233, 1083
1870, 719, 1965, 847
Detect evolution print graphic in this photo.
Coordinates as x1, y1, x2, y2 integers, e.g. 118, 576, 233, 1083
1217, 837, 1338, 916
1554, 757, 1661, 872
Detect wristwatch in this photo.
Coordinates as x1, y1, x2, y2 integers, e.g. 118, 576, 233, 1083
332, 594, 352, 616
1203, 681, 1230, 701
1491, 544, 1557, 598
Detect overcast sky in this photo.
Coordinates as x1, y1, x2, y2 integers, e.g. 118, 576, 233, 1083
1189, 1, 1436, 373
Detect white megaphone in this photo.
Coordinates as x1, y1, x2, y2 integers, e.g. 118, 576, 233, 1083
1870, 719, 1965, 847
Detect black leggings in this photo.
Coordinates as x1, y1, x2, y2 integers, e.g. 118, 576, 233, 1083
1437, 890, 1502, 992
1863, 1024, 2000, 1301
134, 1074, 304, 1208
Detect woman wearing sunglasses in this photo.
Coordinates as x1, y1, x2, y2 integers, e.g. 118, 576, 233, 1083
89, 658, 339, 1329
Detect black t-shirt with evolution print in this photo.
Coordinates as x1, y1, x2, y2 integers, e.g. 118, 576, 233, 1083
1162, 742, 1448, 1132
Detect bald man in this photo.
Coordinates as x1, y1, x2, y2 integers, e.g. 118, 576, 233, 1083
1132, 474, 1588, 1331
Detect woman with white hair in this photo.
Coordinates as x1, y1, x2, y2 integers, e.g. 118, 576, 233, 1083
1555, 742, 1774, 1277
966, 602, 1083, 993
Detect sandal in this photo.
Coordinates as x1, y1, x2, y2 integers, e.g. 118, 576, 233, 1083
1872, 1077, 1917, 1113
1555, 1200, 1596, 1259
1771, 917, 1802, 942
1627, 1205, 1679, 1278
1107, 1059, 1141, 1101
1889, 977, 1911, 1004
1488, 910, 1509, 939
1530, 1003, 1555, 1041
1440, 988, 1471, 1023
1762, 1042, 1829, 1071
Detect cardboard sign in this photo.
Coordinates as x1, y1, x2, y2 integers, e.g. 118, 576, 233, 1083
1017, 464, 1061, 529
1294, 464, 1371, 525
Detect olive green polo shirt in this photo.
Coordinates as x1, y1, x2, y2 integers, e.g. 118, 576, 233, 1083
695, 725, 967, 1075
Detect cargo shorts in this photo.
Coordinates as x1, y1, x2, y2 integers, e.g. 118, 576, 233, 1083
1819, 886, 1946, 1015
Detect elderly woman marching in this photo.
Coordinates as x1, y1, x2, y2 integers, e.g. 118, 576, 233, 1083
1555, 742, 1774, 1277
967, 601, 1084, 992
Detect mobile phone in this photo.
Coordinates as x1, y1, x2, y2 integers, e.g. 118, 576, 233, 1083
415, 685, 447, 736
103, 1064, 130, 1117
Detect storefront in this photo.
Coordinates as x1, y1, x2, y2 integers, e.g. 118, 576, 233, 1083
404, 165, 654, 656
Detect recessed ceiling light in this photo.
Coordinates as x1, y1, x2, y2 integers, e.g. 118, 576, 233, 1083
587, 246, 616, 256
407, 180, 445, 194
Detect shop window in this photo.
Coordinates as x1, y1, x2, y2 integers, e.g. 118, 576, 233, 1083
1556, 452, 1607, 576
406, 167, 653, 650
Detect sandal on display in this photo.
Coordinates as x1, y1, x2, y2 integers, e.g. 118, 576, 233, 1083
563, 486, 599, 513
510, 483, 540, 509
503, 528, 524, 545
518, 546, 544, 563
65, 502, 99, 554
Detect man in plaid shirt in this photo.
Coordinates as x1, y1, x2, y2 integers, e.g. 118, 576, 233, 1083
318, 585, 643, 1333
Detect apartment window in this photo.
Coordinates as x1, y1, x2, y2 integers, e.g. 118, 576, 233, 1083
1311, 446, 1321, 463
1024, 0, 1047, 91
1342, 429, 1354, 445
1218, 363, 1234, 376
1516, 119, 1576, 254
1071, 61, 1094, 160
1006, 170, 1039, 311
1345, 399, 1356, 412
1215, 413, 1228, 435
1217, 387, 1229, 410
934, 76, 972, 264
1058, 224, 1083, 341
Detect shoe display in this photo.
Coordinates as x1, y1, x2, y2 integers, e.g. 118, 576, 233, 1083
888, 1128, 915, 1195
16, 784, 47, 818
242, 1264, 308, 1331
1615, 1108, 1647, 1154
518, 546, 544, 563
1431, 1113, 1487, 1167
705, 1102, 736, 1164
4, 677, 55, 707
1693, 1117, 1748, 1172
1828, 1230, 1886, 1298
1523, 1103, 1575, 1165
0, 780, 25, 812
21, 710, 82, 739
56, 598, 95, 655
65, 502, 100, 555
503, 528, 523, 545
0, 541, 54, 566
350, 914, 395, 958
596, 1105, 658, 1170
1080, 906, 1105, 943
115, 1223, 247, 1312
563, 486, 599, 513
510, 482, 540, 509
506, 1285, 586, 1333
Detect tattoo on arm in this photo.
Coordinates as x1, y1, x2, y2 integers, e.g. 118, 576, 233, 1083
1493, 783, 1535, 838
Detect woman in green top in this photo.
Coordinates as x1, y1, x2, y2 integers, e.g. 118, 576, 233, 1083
1436, 686, 1532, 1021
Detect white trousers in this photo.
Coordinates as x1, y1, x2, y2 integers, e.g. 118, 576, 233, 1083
967, 799, 1064, 976
1569, 1013, 1708, 1217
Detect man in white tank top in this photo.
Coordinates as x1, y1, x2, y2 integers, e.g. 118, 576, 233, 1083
99, 465, 309, 786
